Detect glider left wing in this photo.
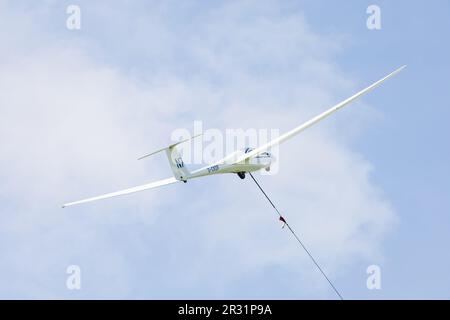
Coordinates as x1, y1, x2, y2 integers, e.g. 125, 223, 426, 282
62, 177, 179, 208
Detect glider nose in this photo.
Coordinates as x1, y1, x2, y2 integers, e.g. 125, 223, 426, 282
269, 152, 276, 162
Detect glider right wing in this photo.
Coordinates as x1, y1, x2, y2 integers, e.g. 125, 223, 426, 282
232, 65, 406, 164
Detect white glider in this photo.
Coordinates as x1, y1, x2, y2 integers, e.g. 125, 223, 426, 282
62, 66, 405, 208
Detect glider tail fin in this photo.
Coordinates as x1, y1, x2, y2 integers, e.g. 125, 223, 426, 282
138, 133, 203, 182
165, 145, 190, 182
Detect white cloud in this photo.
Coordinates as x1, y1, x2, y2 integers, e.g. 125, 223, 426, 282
0, 1, 397, 298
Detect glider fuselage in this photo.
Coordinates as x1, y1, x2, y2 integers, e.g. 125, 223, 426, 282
187, 148, 272, 180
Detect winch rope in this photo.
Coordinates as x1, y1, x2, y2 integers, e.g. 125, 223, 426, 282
248, 172, 343, 300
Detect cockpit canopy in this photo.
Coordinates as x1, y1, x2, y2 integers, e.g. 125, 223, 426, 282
244, 147, 271, 158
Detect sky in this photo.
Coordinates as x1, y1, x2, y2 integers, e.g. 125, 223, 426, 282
0, 0, 449, 299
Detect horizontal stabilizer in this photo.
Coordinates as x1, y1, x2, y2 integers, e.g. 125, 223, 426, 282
138, 133, 203, 160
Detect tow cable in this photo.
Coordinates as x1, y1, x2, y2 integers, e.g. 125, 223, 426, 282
248, 172, 344, 300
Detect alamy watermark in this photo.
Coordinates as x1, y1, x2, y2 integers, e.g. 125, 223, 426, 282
66, 5, 81, 30
66, 265, 81, 290
171, 121, 280, 175
366, 265, 382, 290
367, 5, 382, 30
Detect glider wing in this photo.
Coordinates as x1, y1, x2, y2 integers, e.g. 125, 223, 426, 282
62, 177, 179, 208
232, 65, 406, 164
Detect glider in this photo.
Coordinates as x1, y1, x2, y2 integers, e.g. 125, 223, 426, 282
62, 66, 405, 208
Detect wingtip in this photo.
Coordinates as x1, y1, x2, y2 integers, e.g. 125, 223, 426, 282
396, 65, 407, 72
385, 65, 406, 79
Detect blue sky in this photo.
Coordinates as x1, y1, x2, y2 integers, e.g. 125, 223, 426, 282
0, 0, 449, 299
